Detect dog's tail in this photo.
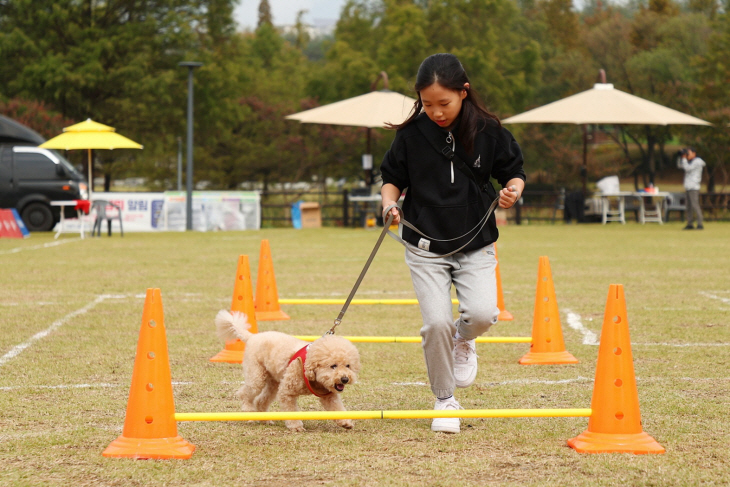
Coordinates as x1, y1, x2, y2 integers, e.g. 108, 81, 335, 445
215, 309, 253, 343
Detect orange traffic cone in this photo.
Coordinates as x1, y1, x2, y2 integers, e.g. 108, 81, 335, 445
519, 256, 579, 365
103, 288, 195, 459
568, 284, 665, 454
209, 255, 259, 363
494, 243, 513, 321
254, 239, 290, 321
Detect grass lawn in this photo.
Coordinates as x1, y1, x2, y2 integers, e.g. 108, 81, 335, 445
1, 221, 728, 486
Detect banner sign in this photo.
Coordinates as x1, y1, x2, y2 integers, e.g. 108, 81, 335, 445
162, 191, 260, 231
51, 191, 260, 233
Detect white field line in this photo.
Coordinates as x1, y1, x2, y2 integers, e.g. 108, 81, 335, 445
564, 298, 729, 347
394, 377, 594, 387
632, 342, 730, 347
2, 375, 728, 394
0, 383, 118, 391
699, 291, 730, 305
0, 381, 193, 392
0, 294, 127, 367
0, 238, 80, 255
563, 309, 600, 346
486, 376, 593, 386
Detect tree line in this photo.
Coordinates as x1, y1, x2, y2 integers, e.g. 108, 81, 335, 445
1, 0, 728, 193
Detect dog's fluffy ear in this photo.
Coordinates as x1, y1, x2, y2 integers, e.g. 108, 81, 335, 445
302, 357, 317, 382
215, 310, 251, 342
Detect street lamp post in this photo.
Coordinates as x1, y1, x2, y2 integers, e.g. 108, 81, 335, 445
178, 61, 203, 231
177, 136, 182, 191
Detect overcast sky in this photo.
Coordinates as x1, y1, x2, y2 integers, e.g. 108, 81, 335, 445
233, 0, 347, 30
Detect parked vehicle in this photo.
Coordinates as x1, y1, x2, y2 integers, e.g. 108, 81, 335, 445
0, 115, 88, 231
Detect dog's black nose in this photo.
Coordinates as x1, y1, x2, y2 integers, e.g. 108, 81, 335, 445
341, 377, 349, 384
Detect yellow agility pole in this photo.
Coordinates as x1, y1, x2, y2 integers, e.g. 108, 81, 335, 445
293, 335, 532, 344
175, 408, 592, 422
279, 298, 457, 305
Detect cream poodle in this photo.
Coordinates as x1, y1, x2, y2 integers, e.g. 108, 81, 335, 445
215, 310, 361, 432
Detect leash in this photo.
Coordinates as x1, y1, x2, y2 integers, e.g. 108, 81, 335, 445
386, 198, 499, 259
326, 209, 395, 336
325, 198, 499, 336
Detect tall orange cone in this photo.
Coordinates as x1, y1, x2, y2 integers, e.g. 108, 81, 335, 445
568, 284, 665, 454
494, 243, 513, 321
254, 239, 290, 321
209, 255, 259, 363
519, 256, 579, 365
103, 288, 195, 459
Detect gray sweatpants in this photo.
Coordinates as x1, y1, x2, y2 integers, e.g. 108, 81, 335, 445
686, 189, 704, 227
405, 243, 500, 399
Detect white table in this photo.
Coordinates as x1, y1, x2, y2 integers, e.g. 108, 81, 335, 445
598, 192, 670, 225
599, 192, 633, 224
635, 191, 670, 224
349, 194, 404, 228
349, 194, 383, 228
51, 201, 86, 239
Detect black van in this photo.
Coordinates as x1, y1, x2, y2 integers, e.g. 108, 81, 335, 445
0, 116, 88, 231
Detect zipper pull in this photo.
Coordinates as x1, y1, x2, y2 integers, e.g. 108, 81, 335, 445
447, 132, 455, 183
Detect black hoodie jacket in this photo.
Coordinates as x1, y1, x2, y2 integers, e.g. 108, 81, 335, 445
380, 113, 526, 254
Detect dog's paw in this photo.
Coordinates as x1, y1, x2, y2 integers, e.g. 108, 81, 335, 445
337, 419, 354, 429
285, 420, 305, 432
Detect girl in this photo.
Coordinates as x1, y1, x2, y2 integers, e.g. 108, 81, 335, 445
380, 53, 525, 433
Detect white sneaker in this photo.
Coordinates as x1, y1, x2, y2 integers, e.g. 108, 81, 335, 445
431, 397, 462, 433
454, 337, 477, 388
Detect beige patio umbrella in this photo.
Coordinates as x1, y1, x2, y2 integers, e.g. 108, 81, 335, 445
502, 82, 711, 192
39, 119, 143, 196
286, 89, 416, 128
286, 84, 416, 186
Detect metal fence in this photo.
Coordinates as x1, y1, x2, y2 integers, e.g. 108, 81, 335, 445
259, 189, 730, 228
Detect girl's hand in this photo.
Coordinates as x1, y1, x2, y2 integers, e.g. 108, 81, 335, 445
382, 201, 401, 224
498, 185, 520, 209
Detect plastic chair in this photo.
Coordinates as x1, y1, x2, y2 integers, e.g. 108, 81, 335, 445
91, 200, 124, 237
664, 192, 687, 222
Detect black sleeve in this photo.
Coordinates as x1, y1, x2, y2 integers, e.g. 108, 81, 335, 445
380, 131, 409, 192
491, 127, 526, 188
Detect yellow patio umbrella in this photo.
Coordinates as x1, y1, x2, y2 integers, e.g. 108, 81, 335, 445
39, 119, 143, 196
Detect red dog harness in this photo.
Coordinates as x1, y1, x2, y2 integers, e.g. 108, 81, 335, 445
288, 344, 331, 397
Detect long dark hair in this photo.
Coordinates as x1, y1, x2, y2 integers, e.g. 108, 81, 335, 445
388, 53, 500, 154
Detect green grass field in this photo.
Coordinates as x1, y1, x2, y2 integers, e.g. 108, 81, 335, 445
1, 222, 728, 486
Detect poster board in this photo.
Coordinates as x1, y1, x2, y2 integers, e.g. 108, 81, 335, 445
51, 191, 260, 233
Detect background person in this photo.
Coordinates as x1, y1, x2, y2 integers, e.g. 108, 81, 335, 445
677, 147, 705, 230
380, 53, 525, 434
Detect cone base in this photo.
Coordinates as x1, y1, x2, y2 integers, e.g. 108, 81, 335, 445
255, 309, 290, 321
102, 435, 196, 459
498, 310, 514, 321
519, 350, 579, 364
209, 349, 244, 363
568, 430, 665, 454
